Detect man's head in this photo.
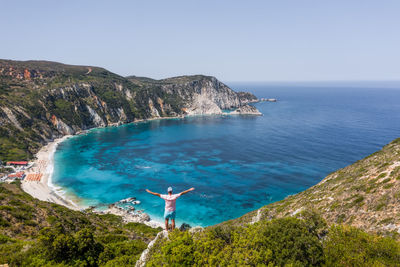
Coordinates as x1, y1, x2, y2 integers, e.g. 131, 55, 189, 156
167, 186, 172, 194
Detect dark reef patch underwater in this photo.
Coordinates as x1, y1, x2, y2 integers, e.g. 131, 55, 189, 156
53, 83, 400, 226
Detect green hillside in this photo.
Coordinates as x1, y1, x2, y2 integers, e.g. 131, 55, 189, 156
0, 181, 161, 266
224, 138, 400, 237
0, 60, 256, 163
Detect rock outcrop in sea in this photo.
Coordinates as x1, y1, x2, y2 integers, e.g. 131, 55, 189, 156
229, 104, 262, 115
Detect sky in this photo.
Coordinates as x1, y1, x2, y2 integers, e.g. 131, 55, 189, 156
1, 0, 399, 82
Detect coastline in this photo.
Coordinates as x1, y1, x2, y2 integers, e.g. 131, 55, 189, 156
21, 135, 79, 210
21, 132, 165, 228
20, 111, 262, 229
20, 116, 190, 228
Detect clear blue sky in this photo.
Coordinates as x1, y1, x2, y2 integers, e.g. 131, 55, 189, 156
1, 0, 399, 81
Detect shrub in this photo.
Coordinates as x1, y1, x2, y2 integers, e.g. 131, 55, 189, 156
0, 234, 12, 244
0, 216, 11, 227
148, 217, 325, 266
97, 233, 128, 244
98, 240, 147, 266
124, 222, 162, 237
324, 225, 400, 266
37, 226, 103, 266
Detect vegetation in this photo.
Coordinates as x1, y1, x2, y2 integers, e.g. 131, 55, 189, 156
324, 225, 400, 266
0, 59, 147, 161
2, 180, 398, 266
147, 212, 400, 266
0, 182, 161, 266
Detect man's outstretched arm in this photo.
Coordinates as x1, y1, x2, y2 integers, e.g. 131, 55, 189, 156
179, 187, 195, 195
146, 189, 161, 197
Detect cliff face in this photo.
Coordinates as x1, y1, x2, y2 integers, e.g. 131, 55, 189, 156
159, 76, 241, 115
0, 60, 260, 161
237, 91, 259, 104
128, 75, 254, 116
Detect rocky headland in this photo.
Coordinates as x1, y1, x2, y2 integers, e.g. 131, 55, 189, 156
0, 59, 261, 162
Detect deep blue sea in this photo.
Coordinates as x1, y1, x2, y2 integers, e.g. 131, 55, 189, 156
53, 82, 400, 227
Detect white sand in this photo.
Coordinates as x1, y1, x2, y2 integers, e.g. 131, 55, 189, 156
21, 135, 79, 210
21, 134, 164, 228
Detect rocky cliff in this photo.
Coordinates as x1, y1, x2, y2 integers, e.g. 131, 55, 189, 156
237, 91, 259, 104
0, 59, 260, 161
128, 75, 257, 115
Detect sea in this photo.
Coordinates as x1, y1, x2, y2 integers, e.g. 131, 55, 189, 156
52, 82, 400, 227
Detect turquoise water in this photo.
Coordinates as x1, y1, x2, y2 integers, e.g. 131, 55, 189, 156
53, 83, 400, 227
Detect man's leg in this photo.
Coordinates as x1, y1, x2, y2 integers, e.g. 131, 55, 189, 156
171, 219, 175, 230
165, 218, 169, 231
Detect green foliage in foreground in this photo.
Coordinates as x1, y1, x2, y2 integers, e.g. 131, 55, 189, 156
4, 225, 149, 266
324, 226, 400, 266
1, 182, 400, 266
0, 183, 161, 266
147, 214, 400, 267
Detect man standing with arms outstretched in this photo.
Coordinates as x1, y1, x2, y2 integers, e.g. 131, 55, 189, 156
146, 186, 195, 231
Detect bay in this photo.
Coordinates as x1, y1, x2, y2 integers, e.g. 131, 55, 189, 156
53, 82, 400, 226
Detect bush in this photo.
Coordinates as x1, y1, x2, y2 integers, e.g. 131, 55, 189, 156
148, 217, 325, 266
324, 225, 400, 266
4, 222, 152, 266
0, 216, 11, 227
0, 234, 12, 244
98, 240, 147, 266
124, 222, 162, 237
37, 226, 103, 266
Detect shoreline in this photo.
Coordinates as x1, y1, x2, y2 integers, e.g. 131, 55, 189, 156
20, 111, 263, 229
20, 115, 192, 228
21, 135, 79, 210
21, 132, 165, 228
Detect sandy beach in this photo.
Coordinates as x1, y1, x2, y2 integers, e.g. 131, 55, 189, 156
20, 132, 164, 228
21, 135, 79, 210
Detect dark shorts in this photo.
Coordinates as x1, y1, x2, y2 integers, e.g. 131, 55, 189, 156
164, 210, 176, 220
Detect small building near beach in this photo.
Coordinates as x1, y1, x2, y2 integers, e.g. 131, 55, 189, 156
7, 171, 25, 180
7, 161, 28, 166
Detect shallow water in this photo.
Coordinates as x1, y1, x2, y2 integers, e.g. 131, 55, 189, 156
53, 83, 400, 226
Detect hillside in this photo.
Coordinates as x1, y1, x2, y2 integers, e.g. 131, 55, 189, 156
0, 59, 259, 162
224, 138, 400, 236
0, 181, 161, 266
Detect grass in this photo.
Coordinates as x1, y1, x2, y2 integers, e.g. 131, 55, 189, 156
378, 172, 388, 179
384, 183, 394, 189
352, 195, 365, 205
374, 195, 389, 211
